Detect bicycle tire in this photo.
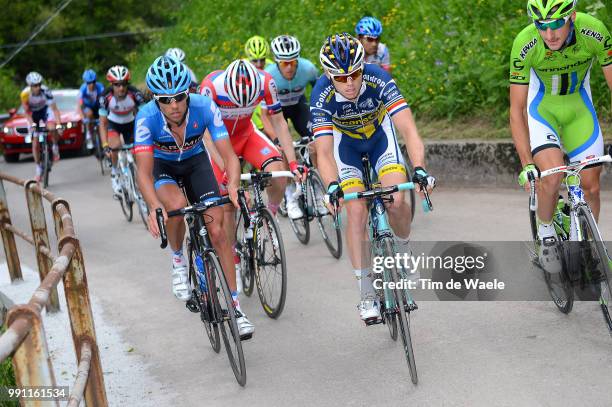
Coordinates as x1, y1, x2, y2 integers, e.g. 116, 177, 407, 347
235, 210, 255, 297
131, 164, 149, 230
577, 206, 612, 335
381, 237, 417, 384
118, 176, 134, 221
310, 170, 342, 258
206, 251, 247, 386
42, 143, 51, 188
529, 203, 573, 314
288, 190, 310, 245
188, 244, 221, 353
254, 207, 287, 319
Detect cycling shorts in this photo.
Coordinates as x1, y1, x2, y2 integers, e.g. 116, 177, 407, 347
211, 123, 282, 194
153, 152, 220, 204
108, 120, 134, 145
83, 106, 100, 120
528, 84, 603, 162
281, 96, 311, 139
31, 107, 56, 126
333, 115, 406, 191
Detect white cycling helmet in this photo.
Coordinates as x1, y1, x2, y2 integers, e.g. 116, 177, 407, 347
106, 65, 131, 82
270, 35, 301, 61
224, 59, 262, 107
165, 47, 186, 63
26, 71, 43, 86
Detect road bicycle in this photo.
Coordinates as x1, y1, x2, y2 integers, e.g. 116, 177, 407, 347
156, 198, 247, 386
235, 170, 292, 319
26, 123, 62, 188
528, 153, 612, 335
335, 154, 432, 384
88, 119, 110, 175
112, 143, 148, 228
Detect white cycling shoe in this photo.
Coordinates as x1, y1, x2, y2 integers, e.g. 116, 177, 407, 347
358, 296, 381, 322
286, 198, 304, 220
235, 310, 254, 339
111, 174, 122, 196
537, 235, 562, 274
172, 264, 191, 301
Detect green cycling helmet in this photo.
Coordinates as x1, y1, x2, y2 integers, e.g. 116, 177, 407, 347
245, 35, 269, 60
527, 0, 577, 20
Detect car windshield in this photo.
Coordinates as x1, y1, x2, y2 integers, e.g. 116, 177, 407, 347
16, 89, 79, 114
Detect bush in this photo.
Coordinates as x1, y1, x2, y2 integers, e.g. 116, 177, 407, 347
129, 0, 610, 124
0, 69, 21, 112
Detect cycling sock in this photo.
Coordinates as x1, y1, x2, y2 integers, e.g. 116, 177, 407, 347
354, 269, 375, 299
231, 291, 241, 311
285, 183, 296, 200
172, 249, 186, 267
111, 167, 117, 176
537, 219, 556, 240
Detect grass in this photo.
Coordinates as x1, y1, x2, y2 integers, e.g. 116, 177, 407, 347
0, 324, 17, 407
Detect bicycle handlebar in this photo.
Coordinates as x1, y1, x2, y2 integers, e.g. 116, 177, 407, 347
538, 154, 612, 178
240, 171, 294, 182
342, 182, 433, 212
155, 196, 232, 249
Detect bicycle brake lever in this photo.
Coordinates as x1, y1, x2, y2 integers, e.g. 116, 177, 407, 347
156, 208, 168, 249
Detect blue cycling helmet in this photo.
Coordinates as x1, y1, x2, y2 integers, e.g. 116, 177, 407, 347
82, 69, 97, 82
146, 55, 191, 95
319, 33, 365, 75
355, 16, 383, 37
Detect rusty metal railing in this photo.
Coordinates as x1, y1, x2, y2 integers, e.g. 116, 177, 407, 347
0, 173, 108, 406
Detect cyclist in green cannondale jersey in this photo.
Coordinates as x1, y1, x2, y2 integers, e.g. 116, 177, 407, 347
244, 35, 276, 138
510, 0, 612, 273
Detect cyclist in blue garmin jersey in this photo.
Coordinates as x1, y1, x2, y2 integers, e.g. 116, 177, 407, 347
78, 69, 105, 150
134, 55, 254, 337
311, 33, 435, 322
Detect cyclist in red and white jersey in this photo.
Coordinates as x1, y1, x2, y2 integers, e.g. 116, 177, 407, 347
200, 59, 305, 288
99, 65, 145, 195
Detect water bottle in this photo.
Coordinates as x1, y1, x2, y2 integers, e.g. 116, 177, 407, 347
194, 254, 208, 293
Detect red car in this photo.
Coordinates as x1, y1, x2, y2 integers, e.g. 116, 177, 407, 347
0, 89, 88, 163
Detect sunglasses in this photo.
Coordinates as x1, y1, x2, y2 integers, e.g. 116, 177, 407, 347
362, 35, 380, 43
31, 83, 41, 87
331, 68, 363, 83
112, 82, 128, 88
251, 58, 266, 65
278, 59, 298, 68
154, 91, 189, 104
87, 81, 96, 85
534, 15, 570, 31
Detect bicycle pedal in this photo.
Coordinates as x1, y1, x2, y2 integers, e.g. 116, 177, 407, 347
405, 302, 418, 312
186, 298, 200, 313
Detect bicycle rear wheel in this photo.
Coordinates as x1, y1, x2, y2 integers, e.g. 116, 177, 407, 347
381, 237, 417, 384
577, 206, 612, 335
188, 244, 220, 353
288, 191, 310, 244
206, 251, 247, 386
234, 210, 255, 297
529, 202, 573, 314
310, 170, 342, 258
254, 208, 287, 319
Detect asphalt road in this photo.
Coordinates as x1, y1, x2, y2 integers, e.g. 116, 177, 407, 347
2, 154, 612, 407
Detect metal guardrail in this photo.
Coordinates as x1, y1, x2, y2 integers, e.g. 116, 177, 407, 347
0, 173, 108, 406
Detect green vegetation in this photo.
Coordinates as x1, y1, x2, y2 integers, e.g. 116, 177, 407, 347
0, 324, 17, 407
0, 0, 175, 110
130, 0, 611, 135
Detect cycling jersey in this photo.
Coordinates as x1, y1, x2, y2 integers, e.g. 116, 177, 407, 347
79, 82, 105, 109
98, 86, 144, 124
264, 58, 318, 106
133, 93, 228, 162
200, 69, 282, 137
20, 85, 54, 113
365, 43, 391, 71
510, 13, 611, 161
310, 64, 409, 189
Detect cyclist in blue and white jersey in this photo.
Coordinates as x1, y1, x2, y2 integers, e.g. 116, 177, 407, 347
355, 16, 391, 73
310, 33, 435, 322
134, 56, 254, 338
266, 35, 319, 217
78, 69, 105, 150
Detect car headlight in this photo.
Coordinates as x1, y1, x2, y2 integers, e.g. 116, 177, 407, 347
3, 127, 13, 135
66, 122, 73, 129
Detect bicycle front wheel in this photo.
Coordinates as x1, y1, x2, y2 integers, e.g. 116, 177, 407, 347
207, 251, 247, 386
288, 193, 310, 244
42, 143, 51, 188
254, 208, 287, 319
131, 164, 149, 229
118, 170, 134, 221
381, 237, 417, 384
310, 170, 342, 259
577, 206, 612, 335
234, 210, 255, 297
188, 244, 220, 353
